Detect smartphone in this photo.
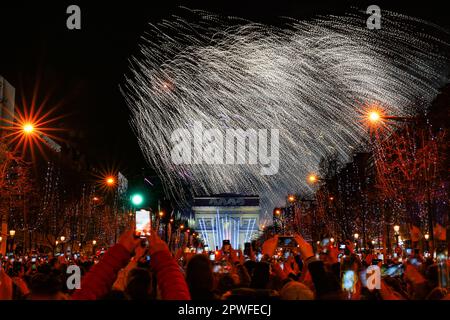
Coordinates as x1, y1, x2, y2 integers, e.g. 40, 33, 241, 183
31, 257, 37, 263
222, 240, 231, 254
213, 264, 222, 273
277, 236, 296, 248
339, 244, 346, 249
135, 209, 151, 238
146, 255, 151, 263
320, 238, 330, 247
244, 242, 251, 256
382, 264, 404, 277
342, 270, 356, 292
209, 253, 215, 261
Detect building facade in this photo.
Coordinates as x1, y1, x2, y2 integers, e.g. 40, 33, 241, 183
193, 194, 260, 250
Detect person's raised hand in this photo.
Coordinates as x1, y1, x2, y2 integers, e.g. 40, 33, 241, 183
293, 233, 314, 260
118, 229, 141, 254
147, 232, 169, 255
134, 243, 147, 261
229, 247, 239, 264
327, 245, 339, 264
262, 235, 279, 257
345, 240, 354, 254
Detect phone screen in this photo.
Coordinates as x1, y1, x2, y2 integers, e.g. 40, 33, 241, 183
209, 253, 215, 261
342, 270, 356, 292
135, 209, 151, 237
277, 236, 296, 248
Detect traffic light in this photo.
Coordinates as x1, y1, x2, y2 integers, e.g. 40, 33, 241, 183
131, 193, 144, 206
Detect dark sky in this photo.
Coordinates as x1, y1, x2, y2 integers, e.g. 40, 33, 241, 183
1, 0, 449, 181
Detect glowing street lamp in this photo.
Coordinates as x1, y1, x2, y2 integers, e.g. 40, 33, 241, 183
368, 111, 381, 123
105, 176, 115, 186
159, 211, 164, 218
354, 233, 359, 240
180, 224, 185, 230
424, 233, 430, 240
92, 240, 97, 246
308, 174, 318, 183
9, 230, 15, 237
393, 225, 400, 247
288, 195, 295, 202
22, 123, 35, 134
93, 196, 100, 202
60, 236, 65, 242
330, 237, 335, 244
169, 218, 174, 223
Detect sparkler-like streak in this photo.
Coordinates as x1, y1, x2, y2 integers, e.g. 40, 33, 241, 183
123, 8, 449, 216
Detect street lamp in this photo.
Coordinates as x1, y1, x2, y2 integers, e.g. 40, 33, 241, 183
180, 224, 185, 230
288, 195, 295, 202
9, 230, 15, 253
393, 225, 400, 248
92, 240, 97, 256
308, 174, 318, 183
330, 237, 335, 244
424, 233, 430, 252
354, 233, 359, 252
159, 211, 164, 218
105, 176, 115, 186
368, 111, 382, 123
22, 123, 35, 134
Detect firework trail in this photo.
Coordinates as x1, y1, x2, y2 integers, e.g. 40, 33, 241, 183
123, 8, 449, 217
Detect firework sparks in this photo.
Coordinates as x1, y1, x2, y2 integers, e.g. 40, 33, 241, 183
123, 9, 449, 215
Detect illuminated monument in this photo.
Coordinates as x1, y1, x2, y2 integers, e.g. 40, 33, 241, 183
193, 194, 260, 250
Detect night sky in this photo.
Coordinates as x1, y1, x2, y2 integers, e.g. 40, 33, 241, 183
1, 0, 449, 181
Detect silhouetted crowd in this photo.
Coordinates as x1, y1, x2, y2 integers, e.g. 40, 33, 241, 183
1, 230, 449, 300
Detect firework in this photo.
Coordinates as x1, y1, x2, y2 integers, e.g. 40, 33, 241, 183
123, 8, 449, 215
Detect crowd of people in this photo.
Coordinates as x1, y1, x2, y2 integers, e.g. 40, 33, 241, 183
1, 229, 449, 300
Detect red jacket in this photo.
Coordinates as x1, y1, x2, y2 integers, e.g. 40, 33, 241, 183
72, 244, 190, 300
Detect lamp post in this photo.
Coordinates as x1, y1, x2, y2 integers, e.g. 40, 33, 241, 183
92, 240, 97, 256
354, 233, 359, 252
60, 236, 66, 254
424, 233, 430, 253
9, 230, 15, 253
394, 225, 400, 248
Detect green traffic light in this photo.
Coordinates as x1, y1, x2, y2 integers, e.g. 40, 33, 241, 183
131, 194, 144, 206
